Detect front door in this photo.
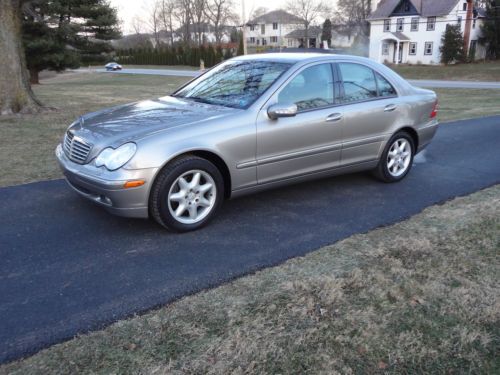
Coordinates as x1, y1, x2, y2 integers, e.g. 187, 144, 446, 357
256, 63, 342, 184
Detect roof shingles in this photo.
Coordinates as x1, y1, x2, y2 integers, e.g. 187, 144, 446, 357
368, 0, 460, 20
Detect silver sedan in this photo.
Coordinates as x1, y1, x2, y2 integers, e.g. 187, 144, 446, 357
56, 53, 438, 232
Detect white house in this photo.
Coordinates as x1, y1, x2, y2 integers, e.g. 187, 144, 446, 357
246, 10, 304, 48
368, 0, 486, 65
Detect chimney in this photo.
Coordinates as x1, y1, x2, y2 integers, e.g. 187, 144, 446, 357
463, 0, 474, 57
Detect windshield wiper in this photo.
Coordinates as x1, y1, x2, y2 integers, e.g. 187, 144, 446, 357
184, 96, 214, 105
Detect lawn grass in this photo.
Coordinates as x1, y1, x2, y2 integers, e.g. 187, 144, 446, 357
390, 60, 500, 81
0, 73, 190, 187
1, 185, 498, 374
435, 88, 500, 122
0, 72, 499, 188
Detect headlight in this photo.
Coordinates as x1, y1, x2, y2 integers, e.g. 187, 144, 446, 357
95, 142, 137, 171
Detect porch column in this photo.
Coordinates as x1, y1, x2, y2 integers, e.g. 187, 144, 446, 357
396, 41, 400, 65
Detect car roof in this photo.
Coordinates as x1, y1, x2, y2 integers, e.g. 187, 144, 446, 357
232, 52, 372, 65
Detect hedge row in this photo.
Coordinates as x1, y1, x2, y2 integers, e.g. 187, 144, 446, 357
115, 45, 235, 67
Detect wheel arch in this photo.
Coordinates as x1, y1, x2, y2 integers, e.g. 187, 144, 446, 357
154, 149, 232, 199
397, 126, 419, 151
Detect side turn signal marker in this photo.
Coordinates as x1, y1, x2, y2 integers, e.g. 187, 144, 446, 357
124, 180, 145, 189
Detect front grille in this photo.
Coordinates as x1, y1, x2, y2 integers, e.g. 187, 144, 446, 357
63, 131, 92, 164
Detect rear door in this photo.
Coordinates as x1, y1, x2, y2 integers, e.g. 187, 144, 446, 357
335, 62, 401, 166
255, 62, 343, 184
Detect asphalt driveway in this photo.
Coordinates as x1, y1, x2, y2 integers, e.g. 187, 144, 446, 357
1, 116, 500, 363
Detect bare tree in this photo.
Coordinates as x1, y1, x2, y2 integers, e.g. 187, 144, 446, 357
146, 1, 162, 48
286, 0, 329, 47
334, 0, 372, 38
131, 15, 145, 35
205, 0, 237, 44
174, 0, 194, 44
191, 0, 206, 45
249, 7, 268, 21
0, 0, 41, 115
160, 0, 176, 45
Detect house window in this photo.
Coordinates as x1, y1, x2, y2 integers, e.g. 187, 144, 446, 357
270, 36, 278, 43
463, 3, 467, 11
424, 42, 433, 55
384, 19, 391, 32
273, 22, 278, 30
256, 39, 260, 45
250, 24, 255, 31
382, 42, 389, 55
457, 16, 462, 27
262, 38, 267, 45
409, 42, 417, 55
397, 18, 404, 31
411, 17, 419, 31
261, 24, 265, 34
427, 17, 436, 31
473, 18, 476, 28
249, 37, 255, 44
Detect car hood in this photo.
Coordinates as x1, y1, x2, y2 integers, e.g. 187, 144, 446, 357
69, 96, 237, 149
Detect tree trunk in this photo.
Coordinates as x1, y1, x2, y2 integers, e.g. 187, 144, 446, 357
30, 68, 40, 85
0, 0, 42, 115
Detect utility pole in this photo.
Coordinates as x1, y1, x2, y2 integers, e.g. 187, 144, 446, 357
241, 0, 248, 54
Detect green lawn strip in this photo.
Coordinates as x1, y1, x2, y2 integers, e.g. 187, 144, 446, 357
0, 73, 499, 188
390, 61, 500, 81
2, 185, 499, 374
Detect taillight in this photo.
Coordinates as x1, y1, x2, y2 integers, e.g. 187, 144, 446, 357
430, 99, 438, 118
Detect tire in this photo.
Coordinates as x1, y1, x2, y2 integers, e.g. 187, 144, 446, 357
149, 156, 224, 232
373, 131, 415, 183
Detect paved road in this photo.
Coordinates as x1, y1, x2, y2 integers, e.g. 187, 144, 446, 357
95, 68, 500, 89
1, 117, 500, 363
407, 79, 500, 90
96, 68, 199, 77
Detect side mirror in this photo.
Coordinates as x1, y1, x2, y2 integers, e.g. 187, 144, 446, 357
267, 103, 298, 120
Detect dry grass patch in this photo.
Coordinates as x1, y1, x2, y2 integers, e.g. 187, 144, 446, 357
435, 88, 500, 122
391, 61, 500, 81
2, 186, 499, 374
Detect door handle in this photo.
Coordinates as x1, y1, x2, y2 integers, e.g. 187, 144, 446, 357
384, 104, 397, 112
326, 113, 343, 122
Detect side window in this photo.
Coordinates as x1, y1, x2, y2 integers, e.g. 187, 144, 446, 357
338, 63, 377, 103
278, 64, 334, 111
375, 72, 397, 97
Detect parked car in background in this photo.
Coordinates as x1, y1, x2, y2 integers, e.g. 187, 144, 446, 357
57, 53, 438, 232
105, 62, 122, 71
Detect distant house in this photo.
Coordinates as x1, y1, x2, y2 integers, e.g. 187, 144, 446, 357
284, 26, 357, 49
246, 10, 304, 48
368, 0, 486, 65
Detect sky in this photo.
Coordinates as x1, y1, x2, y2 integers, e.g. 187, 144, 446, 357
110, 0, 285, 35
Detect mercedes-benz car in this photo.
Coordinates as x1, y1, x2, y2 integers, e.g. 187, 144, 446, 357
56, 53, 438, 232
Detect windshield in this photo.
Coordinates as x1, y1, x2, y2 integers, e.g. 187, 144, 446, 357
173, 60, 292, 109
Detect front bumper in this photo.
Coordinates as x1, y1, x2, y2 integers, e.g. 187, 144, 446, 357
56, 144, 158, 218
